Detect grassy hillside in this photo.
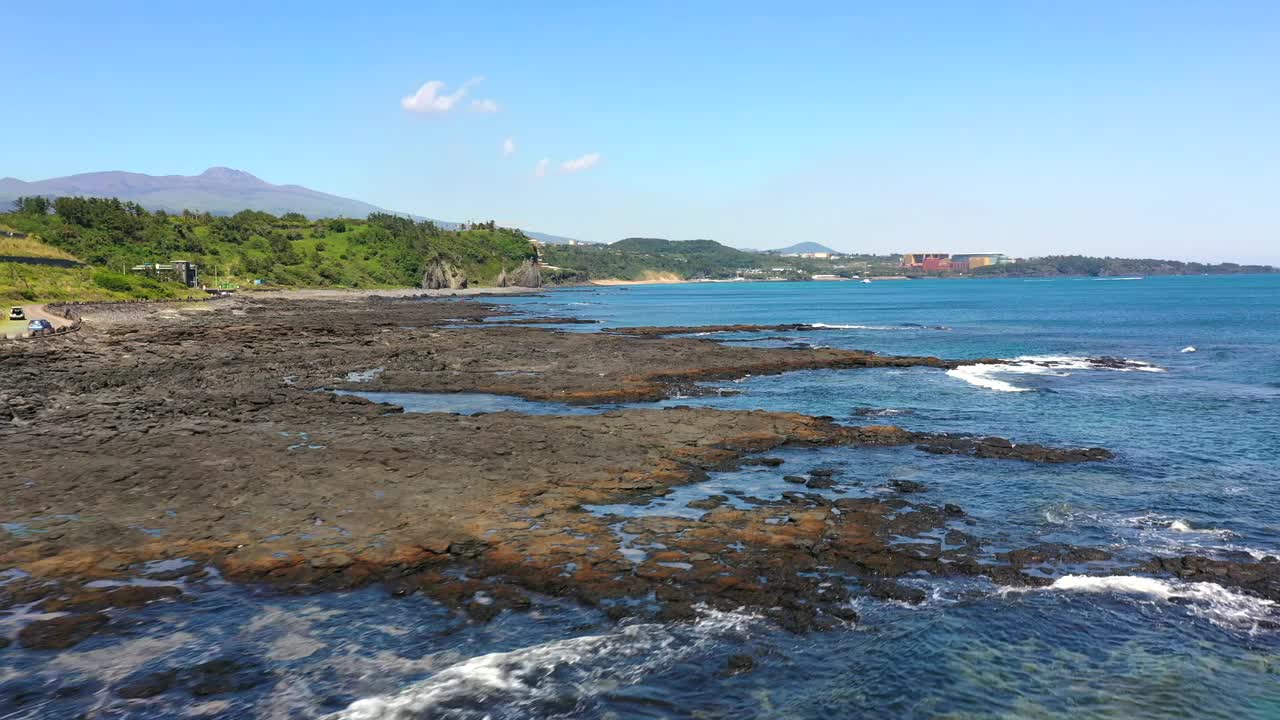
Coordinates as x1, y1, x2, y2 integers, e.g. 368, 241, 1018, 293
1, 222, 199, 303
0, 228, 79, 260
1, 197, 538, 301
1, 263, 201, 303
546, 238, 769, 280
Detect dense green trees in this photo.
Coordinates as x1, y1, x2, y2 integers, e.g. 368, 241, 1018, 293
0, 197, 539, 289
546, 238, 765, 280
11, 196, 50, 215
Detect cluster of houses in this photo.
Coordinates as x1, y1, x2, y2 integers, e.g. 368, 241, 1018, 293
900, 252, 1009, 272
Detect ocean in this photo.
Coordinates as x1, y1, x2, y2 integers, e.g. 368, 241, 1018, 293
5, 274, 1279, 718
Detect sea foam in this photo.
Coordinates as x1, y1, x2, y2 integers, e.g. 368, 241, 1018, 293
1006, 575, 1276, 632
329, 608, 757, 720
947, 355, 1165, 392
807, 323, 905, 331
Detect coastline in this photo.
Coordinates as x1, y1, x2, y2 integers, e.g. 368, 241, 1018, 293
589, 271, 686, 286
3, 291, 1275, 658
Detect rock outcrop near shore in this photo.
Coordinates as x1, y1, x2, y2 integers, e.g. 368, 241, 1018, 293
496, 259, 542, 288
421, 259, 468, 289
0, 294, 1224, 650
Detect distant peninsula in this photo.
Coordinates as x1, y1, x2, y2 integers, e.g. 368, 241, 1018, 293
545, 238, 1274, 282
969, 255, 1274, 278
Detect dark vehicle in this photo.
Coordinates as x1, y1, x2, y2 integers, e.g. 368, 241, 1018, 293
26, 319, 53, 332
8, 306, 24, 320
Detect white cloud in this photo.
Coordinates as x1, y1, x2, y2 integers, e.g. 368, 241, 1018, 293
534, 158, 549, 177
560, 152, 601, 173
469, 99, 499, 113
400, 77, 483, 113
503, 137, 516, 156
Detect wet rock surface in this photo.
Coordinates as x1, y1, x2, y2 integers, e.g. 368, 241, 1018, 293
915, 435, 1114, 463
0, 293, 1239, 647
112, 656, 273, 699
1138, 555, 1280, 601
17, 613, 109, 650
864, 579, 928, 605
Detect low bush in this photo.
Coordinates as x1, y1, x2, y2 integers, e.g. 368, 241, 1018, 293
92, 271, 134, 292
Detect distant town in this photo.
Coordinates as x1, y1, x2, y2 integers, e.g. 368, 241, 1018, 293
899, 252, 1010, 271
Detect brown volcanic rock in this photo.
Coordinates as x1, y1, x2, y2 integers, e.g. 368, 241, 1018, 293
18, 613, 109, 650
37, 585, 182, 613
1138, 555, 1280, 601
915, 435, 1113, 463
0, 294, 1120, 632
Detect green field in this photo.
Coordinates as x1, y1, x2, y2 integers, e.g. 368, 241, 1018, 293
1, 317, 28, 338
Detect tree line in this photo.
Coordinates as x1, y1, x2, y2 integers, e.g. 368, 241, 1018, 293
4, 196, 537, 289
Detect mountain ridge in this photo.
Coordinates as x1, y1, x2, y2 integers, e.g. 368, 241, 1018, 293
0, 168, 577, 244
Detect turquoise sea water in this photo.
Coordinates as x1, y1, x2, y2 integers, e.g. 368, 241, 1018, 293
4, 275, 1278, 719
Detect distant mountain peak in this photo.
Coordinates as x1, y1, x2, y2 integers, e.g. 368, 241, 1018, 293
771, 241, 840, 255
197, 167, 267, 186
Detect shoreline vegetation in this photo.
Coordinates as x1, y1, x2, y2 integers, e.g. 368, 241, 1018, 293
1, 196, 541, 304
3, 196, 1274, 305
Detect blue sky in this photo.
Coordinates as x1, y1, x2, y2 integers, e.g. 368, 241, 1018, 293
4, 1, 1278, 263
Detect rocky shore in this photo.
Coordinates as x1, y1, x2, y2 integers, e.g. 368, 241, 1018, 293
2, 294, 1273, 652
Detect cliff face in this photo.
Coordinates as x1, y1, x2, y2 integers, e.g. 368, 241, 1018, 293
496, 260, 542, 288
421, 259, 468, 289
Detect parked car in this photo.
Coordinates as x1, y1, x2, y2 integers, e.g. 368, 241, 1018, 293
27, 319, 52, 332
8, 306, 24, 320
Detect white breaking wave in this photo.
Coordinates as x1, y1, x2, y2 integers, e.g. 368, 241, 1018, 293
1181, 346, 1197, 353
1005, 575, 1276, 632
1052, 575, 1277, 631
945, 363, 1055, 392
947, 355, 1165, 392
807, 323, 905, 331
329, 608, 758, 720
807, 322, 950, 331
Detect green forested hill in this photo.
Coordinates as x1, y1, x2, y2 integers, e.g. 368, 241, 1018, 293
2, 196, 537, 299
546, 238, 770, 280
972, 255, 1274, 277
